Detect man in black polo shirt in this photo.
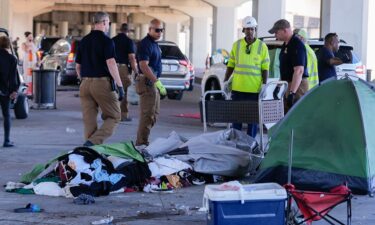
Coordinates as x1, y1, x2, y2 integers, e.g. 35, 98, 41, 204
75, 11, 124, 146
112, 23, 139, 122
269, 19, 308, 112
135, 19, 167, 146
317, 33, 343, 82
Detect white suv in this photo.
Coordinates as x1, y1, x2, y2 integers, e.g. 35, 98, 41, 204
201, 38, 366, 98
158, 41, 195, 100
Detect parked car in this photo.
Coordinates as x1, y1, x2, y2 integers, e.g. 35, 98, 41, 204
201, 38, 366, 99
40, 37, 80, 85
157, 41, 195, 100
0, 28, 29, 119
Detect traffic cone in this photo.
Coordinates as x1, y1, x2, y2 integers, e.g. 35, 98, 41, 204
25, 50, 33, 97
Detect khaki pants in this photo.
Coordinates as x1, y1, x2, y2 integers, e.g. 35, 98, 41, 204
135, 75, 160, 146
117, 64, 132, 120
285, 78, 309, 113
80, 77, 121, 144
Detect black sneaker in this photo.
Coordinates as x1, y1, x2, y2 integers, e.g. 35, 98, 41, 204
3, 141, 14, 147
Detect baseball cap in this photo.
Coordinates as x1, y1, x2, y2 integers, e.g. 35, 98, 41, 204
268, 19, 291, 34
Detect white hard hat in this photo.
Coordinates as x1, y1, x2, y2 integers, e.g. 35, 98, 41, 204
242, 16, 257, 28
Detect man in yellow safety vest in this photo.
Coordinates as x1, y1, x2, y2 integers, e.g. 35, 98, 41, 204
294, 28, 319, 90
224, 16, 270, 138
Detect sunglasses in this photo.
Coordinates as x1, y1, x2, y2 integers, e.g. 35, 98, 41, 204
153, 28, 164, 33
245, 44, 251, 54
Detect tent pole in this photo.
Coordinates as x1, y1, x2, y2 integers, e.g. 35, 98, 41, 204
288, 129, 294, 184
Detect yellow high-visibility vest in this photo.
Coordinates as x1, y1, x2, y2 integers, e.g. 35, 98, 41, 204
306, 44, 318, 90
227, 38, 270, 93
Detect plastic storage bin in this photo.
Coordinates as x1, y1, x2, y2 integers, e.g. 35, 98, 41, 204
203, 182, 287, 225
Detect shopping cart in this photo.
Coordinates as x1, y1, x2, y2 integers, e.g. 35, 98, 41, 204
201, 80, 288, 152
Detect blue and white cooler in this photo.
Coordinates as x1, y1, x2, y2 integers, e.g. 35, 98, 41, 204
203, 182, 287, 225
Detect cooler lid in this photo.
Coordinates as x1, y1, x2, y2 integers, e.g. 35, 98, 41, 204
204, 182, 287, 201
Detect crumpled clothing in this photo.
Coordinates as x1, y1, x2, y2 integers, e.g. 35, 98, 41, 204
33, 182, 65, 197
68, 154, 90, 171
4, 181, 26, 192
69, 172, 94, 186
148, 157, 191, 178
91, 159, 124, 184
73, 193, 95, 205
166, 175, 183, 188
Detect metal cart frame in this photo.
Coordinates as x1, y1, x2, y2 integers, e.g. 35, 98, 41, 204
201, 80, 288, 152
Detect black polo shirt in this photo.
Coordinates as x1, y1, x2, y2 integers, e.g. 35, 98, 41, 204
0, 49, 18, 95
137, 34, 162, 78
279, 34, 308, 82
75, 30, 116, 77
317, 46, 337, 82
112, 33, 135, 65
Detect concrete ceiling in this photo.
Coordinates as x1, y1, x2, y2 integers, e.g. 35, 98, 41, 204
12, 0, 253, 19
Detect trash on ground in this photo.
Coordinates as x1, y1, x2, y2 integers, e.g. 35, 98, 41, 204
14, 203, 44, 213
91, 215, 113, 225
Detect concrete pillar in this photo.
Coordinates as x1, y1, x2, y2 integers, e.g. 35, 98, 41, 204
321, 0, 369, 66
82, 24, 91, 36
35, 23, 42, 36
117, 13, 128, 24
165, 22, 180, 44
184, 27, 190, 58
50, 25, 57, 36
140, 23, 149, 39
83, 12, 90, 24
0, 0, 12, 31
190, 16, 210, 69
255, 0, 286, 37
212, 6, 237, 53
127, 23, 135, 39
12, 12, 33, 44
135, 25, 141, 40
110, 22, 117, 38
367, 0, 375, 71
59, 21, 68, 37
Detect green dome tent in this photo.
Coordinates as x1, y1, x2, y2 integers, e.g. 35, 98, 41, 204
255, 78, 375, 194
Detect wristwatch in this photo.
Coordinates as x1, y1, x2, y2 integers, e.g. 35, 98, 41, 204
289, 91, 295, 95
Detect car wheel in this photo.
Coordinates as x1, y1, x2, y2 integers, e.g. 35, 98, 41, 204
167, 91, 184, 100
14, 94, 29, 119
188, 79, 194, 91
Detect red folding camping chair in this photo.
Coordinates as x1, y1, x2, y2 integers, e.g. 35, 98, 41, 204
285, 130, 352, 225
285, 184, 352, 225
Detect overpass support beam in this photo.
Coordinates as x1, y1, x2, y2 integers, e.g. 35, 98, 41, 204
254, 0, 286, 37
212, 6, 237, 52
190, 16, 210, 69
59, 21, 68, 37
0, 0, 12, 32
140, 23, 149, 39
165, 22, 180, 44
12, 12, 33, 42
110, 22, 117, 38
83, 25, 91, 36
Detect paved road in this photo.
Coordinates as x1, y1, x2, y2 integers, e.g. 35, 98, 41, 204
0, 84, 374, 224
